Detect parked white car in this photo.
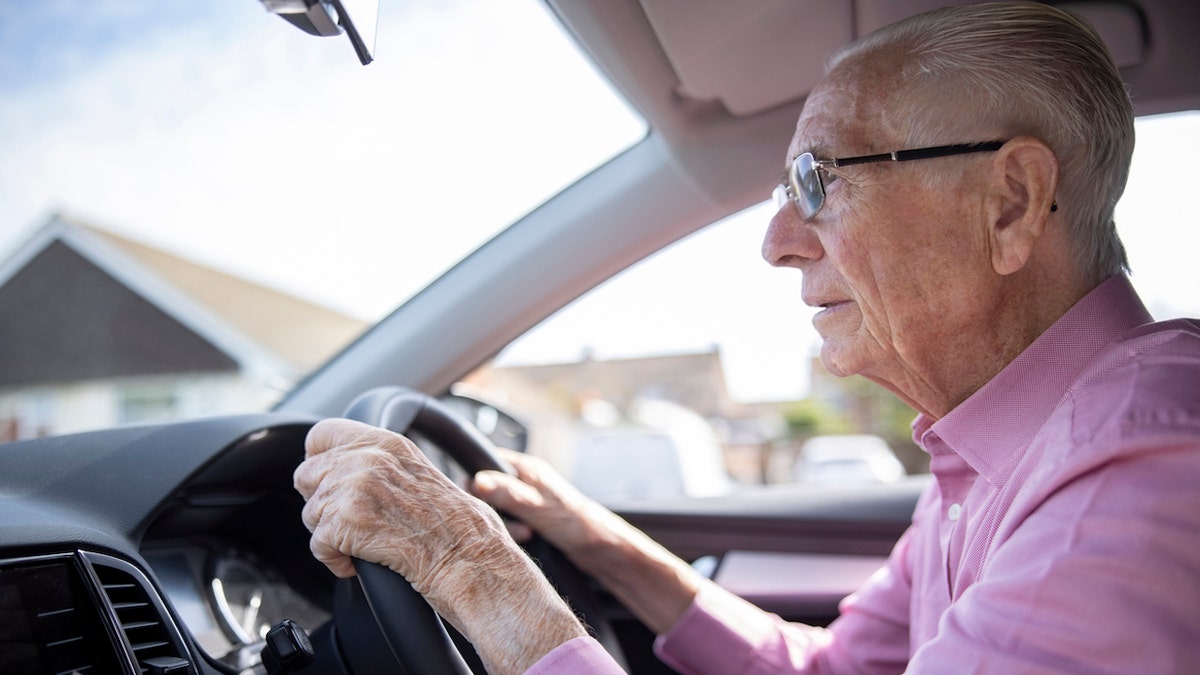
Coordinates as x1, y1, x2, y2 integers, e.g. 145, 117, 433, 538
793, 435, 906, 486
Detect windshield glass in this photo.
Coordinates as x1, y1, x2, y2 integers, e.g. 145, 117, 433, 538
0, 0, 644, 438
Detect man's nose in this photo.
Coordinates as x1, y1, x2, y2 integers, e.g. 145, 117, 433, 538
762, 203, 822, 268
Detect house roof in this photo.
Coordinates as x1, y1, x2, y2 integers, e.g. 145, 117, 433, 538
81, 221, 367, 373
0, 214, 367, 386
467, 348, 743, 420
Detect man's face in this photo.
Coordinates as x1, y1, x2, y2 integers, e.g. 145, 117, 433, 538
763, 61, 999, 404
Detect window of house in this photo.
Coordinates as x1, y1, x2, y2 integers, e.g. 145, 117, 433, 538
118, 382, 179, 426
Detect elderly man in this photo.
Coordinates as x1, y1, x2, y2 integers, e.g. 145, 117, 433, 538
294, 2, 1200, 673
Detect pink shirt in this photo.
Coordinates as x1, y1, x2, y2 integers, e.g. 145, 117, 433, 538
530, 275, 1200, 674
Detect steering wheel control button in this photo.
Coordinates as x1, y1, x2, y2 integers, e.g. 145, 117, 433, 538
261, 619, 315, 674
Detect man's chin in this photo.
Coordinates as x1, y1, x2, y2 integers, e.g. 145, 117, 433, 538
817, 341, 864, 378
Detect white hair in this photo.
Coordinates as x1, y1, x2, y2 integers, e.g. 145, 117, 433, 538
831, 2, 1134, 279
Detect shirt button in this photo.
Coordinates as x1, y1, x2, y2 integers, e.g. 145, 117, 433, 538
948, 503, 962, 522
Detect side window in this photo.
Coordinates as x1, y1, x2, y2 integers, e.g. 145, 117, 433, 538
461, 203, 923, 504
460, 112, 1200, 505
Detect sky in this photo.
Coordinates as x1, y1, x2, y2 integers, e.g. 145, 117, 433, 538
0, 0, 646, 318
1, 1, 1197, 404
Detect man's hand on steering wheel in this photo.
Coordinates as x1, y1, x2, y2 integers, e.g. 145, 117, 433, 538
294, 417, 588, 675
471, 449, 626, 558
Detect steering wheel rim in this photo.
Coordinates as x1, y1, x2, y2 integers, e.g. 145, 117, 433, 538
342, 386, 627, 674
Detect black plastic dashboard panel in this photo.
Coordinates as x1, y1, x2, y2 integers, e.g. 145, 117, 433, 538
0, 551, 124, 673
0, 549, 198, 674
0, 413, 317, 556
0, 412, 322, 674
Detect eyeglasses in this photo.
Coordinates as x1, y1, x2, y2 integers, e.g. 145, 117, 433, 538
772, 141, 1007, 220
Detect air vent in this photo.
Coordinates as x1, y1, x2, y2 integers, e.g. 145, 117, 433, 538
0, 553, 123, 674
84, 552, 196, 675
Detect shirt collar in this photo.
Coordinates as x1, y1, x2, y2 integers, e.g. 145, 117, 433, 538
914, 275, 1153, 481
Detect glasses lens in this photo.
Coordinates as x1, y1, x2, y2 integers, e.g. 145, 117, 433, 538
790, 153, 824, 219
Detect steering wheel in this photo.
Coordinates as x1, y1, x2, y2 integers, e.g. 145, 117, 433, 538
340, 386, 628, 674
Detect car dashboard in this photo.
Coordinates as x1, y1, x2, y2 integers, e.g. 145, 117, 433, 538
0, 399, 919, 675
0, 413, 335, 675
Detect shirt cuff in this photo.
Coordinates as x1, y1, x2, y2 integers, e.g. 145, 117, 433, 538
524, 635, 625, 674
653, 582, 783, 674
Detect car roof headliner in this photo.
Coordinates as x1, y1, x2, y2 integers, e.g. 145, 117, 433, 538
550, 0, 1200, 204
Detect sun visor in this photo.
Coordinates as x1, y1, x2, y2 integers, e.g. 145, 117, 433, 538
640, 0, 853, 116
641, 0, 1146, 118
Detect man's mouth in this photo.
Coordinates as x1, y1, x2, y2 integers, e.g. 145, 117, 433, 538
807, 298, 849, 310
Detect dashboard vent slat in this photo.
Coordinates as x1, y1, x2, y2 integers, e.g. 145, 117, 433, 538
0, 554, 123, 674
87, 553, 196, 674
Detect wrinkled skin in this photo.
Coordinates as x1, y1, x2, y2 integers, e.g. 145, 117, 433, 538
294, 418, 587, 675
473, 450, 705, 635
295, 418, 505, 586
762, 57, 1068, 418
472, 449, 606, 548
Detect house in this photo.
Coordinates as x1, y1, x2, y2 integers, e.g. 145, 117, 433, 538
463, 349, 783, 488
0, 214, 366, 441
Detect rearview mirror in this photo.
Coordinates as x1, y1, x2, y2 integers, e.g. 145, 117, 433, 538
260, 0, 380, 65
440, 392, 530, 453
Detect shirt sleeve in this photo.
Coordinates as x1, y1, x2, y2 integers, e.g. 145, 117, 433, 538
653, 525, 919, 675
524, 635, 627, 674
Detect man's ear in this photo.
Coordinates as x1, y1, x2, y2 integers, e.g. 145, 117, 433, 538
986, 136, 1059, 276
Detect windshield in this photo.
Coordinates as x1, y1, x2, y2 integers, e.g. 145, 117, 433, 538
0, 0, 644, 438
1, 2, 1195, 444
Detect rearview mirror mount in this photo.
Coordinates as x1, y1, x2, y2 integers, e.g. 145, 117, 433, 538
260, 0, 379, 65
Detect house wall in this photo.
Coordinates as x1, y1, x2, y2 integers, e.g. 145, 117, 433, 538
0, 372, 280, 442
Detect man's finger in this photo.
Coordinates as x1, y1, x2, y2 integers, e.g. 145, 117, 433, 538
293, 446, 338, 500
504, 519, 535, 543
473, 470, 547, 543
473, 470, 545, 513
496, 448, 548, 483
309, 526, 357, 579
305, 417, 365, 458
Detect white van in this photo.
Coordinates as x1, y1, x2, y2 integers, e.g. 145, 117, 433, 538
571, 399, 733, 502
793, 435, 906, 486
